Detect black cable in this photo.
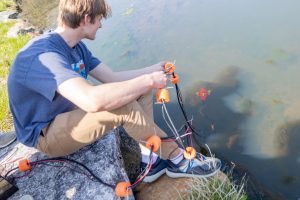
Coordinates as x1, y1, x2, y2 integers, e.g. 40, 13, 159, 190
38, 162, 94, 181
175, 84, 201, 135
172, 72, 208, 155
4, 157, 116, 189
4, 167, 18, 178
130, 147, 153, 190
38, 157, 116, 189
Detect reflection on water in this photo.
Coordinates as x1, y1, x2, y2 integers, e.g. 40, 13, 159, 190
86, 0, 300, 199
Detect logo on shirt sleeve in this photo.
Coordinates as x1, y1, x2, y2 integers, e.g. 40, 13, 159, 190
71, 59, 87, 79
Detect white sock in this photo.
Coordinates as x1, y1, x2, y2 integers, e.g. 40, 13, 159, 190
141, 146, 158, 164
170, 148, 184, 164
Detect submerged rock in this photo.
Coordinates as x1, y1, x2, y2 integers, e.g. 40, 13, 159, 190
0, 126, 140, 200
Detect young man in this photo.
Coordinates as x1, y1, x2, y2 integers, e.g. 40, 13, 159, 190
8, 0, 220, 183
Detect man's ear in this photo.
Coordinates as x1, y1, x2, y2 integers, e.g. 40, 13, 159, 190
81, 14, 90, 25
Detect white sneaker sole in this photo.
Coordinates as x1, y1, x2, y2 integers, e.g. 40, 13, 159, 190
143, 168, 167, 183
166, 167, 220, 179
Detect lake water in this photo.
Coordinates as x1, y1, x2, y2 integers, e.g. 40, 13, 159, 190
85, 0, 300, 199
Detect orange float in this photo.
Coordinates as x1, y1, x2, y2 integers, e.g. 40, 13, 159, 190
183, 147, 197, 160
146, 135, 161, 152
18, 159, 31, 172
164, 62, 175, 74
170, 74, 180, 84
156, 88, 170, 103
115, 182, 132, 197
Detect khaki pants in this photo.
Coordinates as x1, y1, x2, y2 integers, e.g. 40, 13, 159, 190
37, 91, 178, 159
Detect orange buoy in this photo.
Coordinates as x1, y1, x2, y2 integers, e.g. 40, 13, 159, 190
146, 135, 161, 152
156, 88, 170, 103
164, 62, 175, 74
18, 159, 31, 172
115, 182, 132, 197
183, 147, 197, 160
170, 74, 180, 84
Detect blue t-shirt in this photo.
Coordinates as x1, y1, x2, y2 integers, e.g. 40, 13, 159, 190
7, 32, 101, 147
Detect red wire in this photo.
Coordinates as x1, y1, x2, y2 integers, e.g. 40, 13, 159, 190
130, 160, 152, 188
130, 152, 154, 188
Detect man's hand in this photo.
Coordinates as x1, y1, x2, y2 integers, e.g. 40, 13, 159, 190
147, 61, 168, 72
149, 71, 167, 89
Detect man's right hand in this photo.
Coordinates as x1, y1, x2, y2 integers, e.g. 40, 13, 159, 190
149, 71, 167, 89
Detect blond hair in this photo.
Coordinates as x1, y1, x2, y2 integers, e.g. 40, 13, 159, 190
57, 0, 111, 28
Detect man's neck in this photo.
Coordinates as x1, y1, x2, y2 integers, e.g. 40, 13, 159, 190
55, 25, 83, 48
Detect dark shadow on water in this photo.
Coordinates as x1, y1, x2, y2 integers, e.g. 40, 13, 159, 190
153, 66, 289, 199
154, 66, 247, 153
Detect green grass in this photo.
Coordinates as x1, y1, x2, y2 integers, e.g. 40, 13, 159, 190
0, 85, 13, 131
181, 171, 248, 200
0, 21, 31, 132
0, 0, 15, 12
0, 21, 31, 78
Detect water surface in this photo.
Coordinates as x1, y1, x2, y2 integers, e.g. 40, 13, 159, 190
86, 0, 300, 199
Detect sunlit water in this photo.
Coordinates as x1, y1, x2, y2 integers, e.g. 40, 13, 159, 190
85, 0, 300, 199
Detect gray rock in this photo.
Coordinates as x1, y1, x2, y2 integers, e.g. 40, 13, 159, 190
17, 27, 35, 35
119, 127, 141, 183
0, 126, 141, 200
5, 19, 36, 38
0, 11, 16, 22
8, 12, 19, 19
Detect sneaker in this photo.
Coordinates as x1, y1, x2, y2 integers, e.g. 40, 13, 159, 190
0, 131, 16, 149
166, 155, 221, 178
140, 157, 168, 183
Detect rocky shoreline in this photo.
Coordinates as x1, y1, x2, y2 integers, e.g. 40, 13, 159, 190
0, 8, 44, 38
0, 128, 139, 200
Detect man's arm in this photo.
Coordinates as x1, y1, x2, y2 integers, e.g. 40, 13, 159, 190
89, 62, 166, 83
57, 71, 167, 112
